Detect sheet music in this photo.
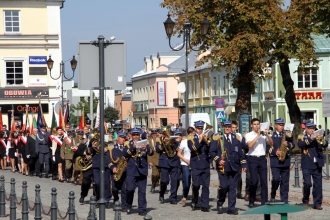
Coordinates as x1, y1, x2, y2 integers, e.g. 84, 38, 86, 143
311, 129, 324, 139
284, 123, 294, 132
260, 122, 270, 131
136, 139, 147, 148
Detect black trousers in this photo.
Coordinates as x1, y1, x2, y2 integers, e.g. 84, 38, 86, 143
81, 169, 94, 198
29, 156, 40, 175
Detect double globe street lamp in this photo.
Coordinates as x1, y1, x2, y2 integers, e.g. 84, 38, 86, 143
47, 55, 78, 107
163, 14, 210, 130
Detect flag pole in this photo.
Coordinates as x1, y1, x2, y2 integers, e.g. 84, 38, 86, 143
25, 105, 29, 132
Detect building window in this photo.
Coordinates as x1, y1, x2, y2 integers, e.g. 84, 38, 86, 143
204, 78, 208, 97
212, 76, 217, 96
160, 118, 167, 126
195, 79, 200, 98
189, 81, 192, 98
263, 78, 274, 91
5, 60, 23, 85
4, 10, 20, 33
297, 67, 318, 88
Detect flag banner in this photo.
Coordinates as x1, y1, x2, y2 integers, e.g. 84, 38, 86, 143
10, 109, 15, 132
64, 101, 70, 124
58, 105, 65, 129
79, 105, 85, 130
37, 104, 43, 131
95, 100, 100, 128
0, 107, 3, 129
51, 107, 58, 131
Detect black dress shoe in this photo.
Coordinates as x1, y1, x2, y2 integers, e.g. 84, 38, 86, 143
170, 201, 177, 205
227, 210, 238, 215
269, 198, 275, 203
52, 176, 57, 180
126, 206, 131, 214
105, 202, 111, 209
191, 203, 196, 211
150, 188, 155, 194
237, 194, 244, 199
138, 212, 147, 216
201, 207, 209, 212
248, 202, 254, 208
79, 197, 85, 204
159, 196, 164, 204
39, 173, 43, 178
45, 174, 50, 178
217, 206, 223, 214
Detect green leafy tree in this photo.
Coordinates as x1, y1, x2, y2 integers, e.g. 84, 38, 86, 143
161, 0, 329, 137
69, 93, 98, 127
104, 106, 119, 126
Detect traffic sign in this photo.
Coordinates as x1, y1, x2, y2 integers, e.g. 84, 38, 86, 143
216, 111, 225, 119
126, 117, 130, 123
215, 98, 226, 108
322, 91, 330, 117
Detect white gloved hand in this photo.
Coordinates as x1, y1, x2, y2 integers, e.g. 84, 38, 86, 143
52, 156, 56, 162
26, 155, 30, 159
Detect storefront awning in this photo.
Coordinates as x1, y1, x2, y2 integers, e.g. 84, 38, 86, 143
224, 105, 235, 115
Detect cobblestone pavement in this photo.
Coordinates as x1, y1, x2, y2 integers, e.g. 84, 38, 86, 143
1, 166, 330, 220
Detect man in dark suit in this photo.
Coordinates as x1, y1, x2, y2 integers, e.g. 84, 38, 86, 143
122, 127, 154, 216
269, 118, 294, 203
298, 121, 328, 210
26, 128, 40, 176
156, 128, 180, 204
35, 124, 51, 178
187, 120, 211, 212
210, 120, 247, 215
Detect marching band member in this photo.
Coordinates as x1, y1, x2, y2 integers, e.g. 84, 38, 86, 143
210, 120, 247, 215
245, 118, 273, 207
76, 130, 93, 204
35, 124, 51, 178
122, 127, 154, 216
107, 131, 127, 211
51, 127, 65, 182
177, 127, 193, 207
146, 129, 161, 193
269, 118, 294, 203
297, 121, 328, 210
156, 127, 180, 205
26, 128, 40, 176
86, 128, 112, 209
0, 132, 7, 170
187, 120, 210, 212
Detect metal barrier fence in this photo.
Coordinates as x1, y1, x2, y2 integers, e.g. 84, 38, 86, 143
0, 175, 153, 220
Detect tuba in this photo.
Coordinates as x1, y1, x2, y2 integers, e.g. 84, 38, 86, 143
74, 155, 92, 171
161, 125, 176, 158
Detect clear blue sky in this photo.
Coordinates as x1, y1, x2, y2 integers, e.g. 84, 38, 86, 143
60, 0, 180, 82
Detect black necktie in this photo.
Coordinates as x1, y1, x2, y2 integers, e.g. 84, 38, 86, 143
226, 134, 231, 143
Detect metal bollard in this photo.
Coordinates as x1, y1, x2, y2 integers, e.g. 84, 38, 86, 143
34, 184, 42, 220
113, 201, 122, 220
68, 191, 76, 220
144, 215, 153, 220
21, 181, 29, 220
294, 156, 301, 188
0, 176, 7, 217
9, 178, 16, 220
87, 196, 97, 220
50, 188, 57, 220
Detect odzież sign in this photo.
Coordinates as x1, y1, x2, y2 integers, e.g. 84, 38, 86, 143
0, 88, 49, 99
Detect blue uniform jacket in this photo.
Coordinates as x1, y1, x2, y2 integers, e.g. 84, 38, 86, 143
156, 139, 180, 168
187, 134, 210, 170
269, 132, 294, 167
210, 133, 247, 172
122, 140, 154, 176
297, 134, 328, 169
107, 143, 125, 172
86, 142, 110, 169
35, 131, 51, 154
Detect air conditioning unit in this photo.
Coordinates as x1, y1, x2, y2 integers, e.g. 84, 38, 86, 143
173, 98, 179, 107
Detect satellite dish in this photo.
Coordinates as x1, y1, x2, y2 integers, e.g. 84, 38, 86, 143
54, 101, 61, 115
177, 82, 186, 93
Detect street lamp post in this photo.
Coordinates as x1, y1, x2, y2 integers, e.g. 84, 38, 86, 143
47, 55, 78, 107
258, 63, 272, 121
163, 14, 210, 130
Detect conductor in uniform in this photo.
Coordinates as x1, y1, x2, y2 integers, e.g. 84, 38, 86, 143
187, 120, 210, 212
210, 120, 247, 215
122, 127, 154, 216
35, 124, 51, 178
297, 121, 328, 210
269, 118, 294, 203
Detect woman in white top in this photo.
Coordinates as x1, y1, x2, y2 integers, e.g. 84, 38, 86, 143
177, 127, 195, 207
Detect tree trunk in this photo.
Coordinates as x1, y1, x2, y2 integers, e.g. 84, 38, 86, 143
278, 57, 302, 142
235, 60, 254, 117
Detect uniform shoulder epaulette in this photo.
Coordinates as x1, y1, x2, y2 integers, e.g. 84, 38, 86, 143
107, 145, 114, 151
187, 135, 194, 141
297, 134, 304, 141
155, 137, 161, 144
236, 134, 241, 142
212, 133, 221, 141
124, 141, 130, 148
243, 132, 247, 138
